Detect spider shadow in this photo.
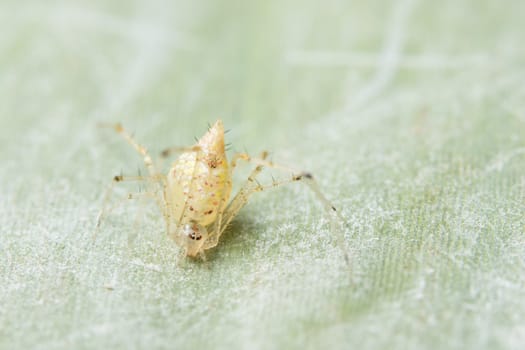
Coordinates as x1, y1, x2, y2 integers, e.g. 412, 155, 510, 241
197, 213, 259, 263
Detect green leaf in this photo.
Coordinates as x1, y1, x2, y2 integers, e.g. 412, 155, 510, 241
1, 0, 524, 349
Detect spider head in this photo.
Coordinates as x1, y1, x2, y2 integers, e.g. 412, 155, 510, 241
175, 222, 208, 257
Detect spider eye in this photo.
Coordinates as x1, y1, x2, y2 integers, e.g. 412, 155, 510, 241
188, 232, 202, 240
183, 223, 205, 241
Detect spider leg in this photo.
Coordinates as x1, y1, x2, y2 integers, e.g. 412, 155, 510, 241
159, 145, 202, 159
99, 123, 174, 239
202, 151, 269, 250
93, 174, 164, 241
99, 123, 160, 178
203, 164, 265, 250
207, 153, 350, 265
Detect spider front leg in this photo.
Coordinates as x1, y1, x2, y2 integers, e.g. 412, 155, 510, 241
205, 153, 350, 265
203, 162, 266, 250
201, 151, 270, 250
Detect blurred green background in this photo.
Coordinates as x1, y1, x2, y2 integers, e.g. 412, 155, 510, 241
1, 0, 524, 349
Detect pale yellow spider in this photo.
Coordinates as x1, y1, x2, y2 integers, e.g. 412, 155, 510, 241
97, 120, 348, 262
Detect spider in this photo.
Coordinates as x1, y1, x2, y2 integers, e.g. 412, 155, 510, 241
96, 120, 348, 262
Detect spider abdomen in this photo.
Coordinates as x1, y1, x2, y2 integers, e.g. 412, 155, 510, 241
166, 121, 232, 227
